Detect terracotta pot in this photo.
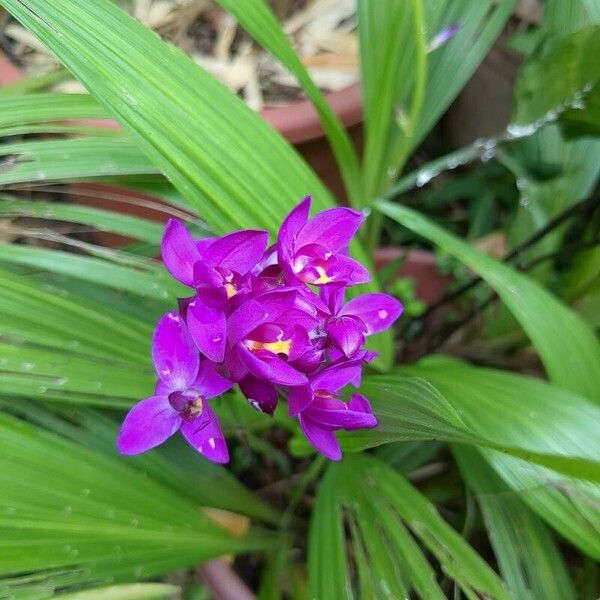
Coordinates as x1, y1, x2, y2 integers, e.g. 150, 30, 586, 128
0, 47, 24, 85
373, 247, 452, 305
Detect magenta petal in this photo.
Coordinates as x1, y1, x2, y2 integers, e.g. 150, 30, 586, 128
278, 196, 311, 280
224, 346, 249, 382
194, 360, 234, 398
239, 375, 278, 414
152, 312, 199, 390
348, 393, 374, 415
320, 285, 345, 315
298, 413, 341, 461
255, 288, 298, 321
180, 407, 229, 463
329, 255, 371, 286
279, 308, 321, 334
238, 345, 308, 386
161, 219, 200, 287
340, 293, 403, 335
288, 326, 312, 361
117, 396, 180, 455
279, 196, 311, 254
291, 347, 325, 373
193, 261, 223, 289
227, 300, 269, 346
288, 384, 313, 416
187, 297, 226, 363
305, 400, 377, 430
326, 315, 365, 357
204, 229, 269, 274
252, 244, 278, 276
296, 207, 363, 253
310, 360, 362, 394
195, 237, 216, 255
296, 286, 329, 314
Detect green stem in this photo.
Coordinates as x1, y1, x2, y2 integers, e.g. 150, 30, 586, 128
363, 0, 427, 252
408, 0, 427, 139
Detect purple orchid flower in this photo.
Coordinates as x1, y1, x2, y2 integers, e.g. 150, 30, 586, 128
161, 219, 269, 363
288, 360, 377, 460
117, 194, 398, 464
322, 287, 403, 357
277, 196, 370, 287
117, 312, 233, 463
225, 289, 319, 395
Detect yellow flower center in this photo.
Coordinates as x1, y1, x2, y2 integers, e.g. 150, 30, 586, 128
188, 396, 203, 416
313, 265, 334, 285
247, 339, 292, 356
224, 282, 237, 298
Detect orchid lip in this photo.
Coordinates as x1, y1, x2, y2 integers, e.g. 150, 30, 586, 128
168, 389, 205, 421
245, 338, 292, 356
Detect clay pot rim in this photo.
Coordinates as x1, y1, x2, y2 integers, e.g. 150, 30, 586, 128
0, 48, 362, 145
260, 83, 362, 144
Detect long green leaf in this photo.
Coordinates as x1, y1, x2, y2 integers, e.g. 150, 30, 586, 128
291, 369, 600, 481
406, 356, 600, 558
0, 197, 164, 244
454, 446, 576, 600
57, 583, 180, 600
9, 401, 278, 524
0, 0, 334, 235
0, 411, 274, 598
0, 245, 183, 300
513, 26, 600, 126
376, 201, 600, 399
309, 455, 510, 600
215, 0, 362, 205
358, 0, 517, 197
0, 137, 158, 186
0, 93, 108, 126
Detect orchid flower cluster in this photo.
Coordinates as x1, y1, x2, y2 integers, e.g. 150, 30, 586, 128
117, 197, 402, 463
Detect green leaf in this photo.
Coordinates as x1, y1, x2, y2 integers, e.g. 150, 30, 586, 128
327, 371, 600, 482
0, 245, 183, 300
405, 356, 600, 558
0, 197, 164, 244
454, 446, 576, 600
514, 26, 600, 125
358, 0, 423, 196
214, 0, 362, 205
0, 0, 334, 235
375, 200, 600, 399
0, 266, 150, 357
358, 0, 516, 196
0, 93, 108, 126
8, 401, 278, 524
308, 455, 510, 600
505, 1, 600, 275
57, 583, 180, 600
401, 357, 600, 475
0, 411, 275, 598
0, 137, 158, 186
560, 81, 600, 138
